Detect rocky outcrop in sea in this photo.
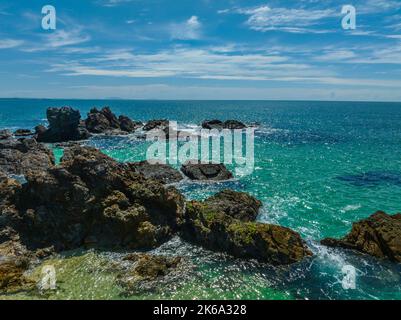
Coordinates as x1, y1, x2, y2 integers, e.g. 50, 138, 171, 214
321, 211, 401, 262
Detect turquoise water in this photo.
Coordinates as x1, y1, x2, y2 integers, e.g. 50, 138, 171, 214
1, 98, 401, 300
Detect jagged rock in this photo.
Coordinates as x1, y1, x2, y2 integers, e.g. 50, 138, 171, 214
201, 120, 247, 130
85, 109, 111, 133
0, 170, 6, 181
116, 253, 188, 293
85, 107, 139, 135
35, 107, 91, 143
14, 129, 33, 137
0, 137, 55, 176
99, 107, 120, 129
0, 146, 185, 252
181, 163, 233, 181
118, 116, 142, 133
321, 211, 401, 262
201, 120, 224, 130
181, 195, 312, 265
223, 120, 246, 130
202, 190, 262, 222
143, 120, 169, 131
34, 125, 47, 136
129, 161, 183, 184
0, 130, 12, 140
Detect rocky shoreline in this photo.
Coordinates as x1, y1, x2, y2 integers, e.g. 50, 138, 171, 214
1, 106, 401, 295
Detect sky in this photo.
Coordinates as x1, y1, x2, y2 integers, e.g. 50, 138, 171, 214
0, 0, 401, 101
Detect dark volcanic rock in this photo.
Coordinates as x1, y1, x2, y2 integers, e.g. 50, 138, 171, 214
129, 161, 183, 184
0, 146, 185, 252
203, 190, 262, 222
201, 120, 247, 130
119, 116, 142, 133
36, 107, 91, 143
0, 130, 12, 140
321, 211, 401, 263
0, 137, 55, 176
201, 120, 224, 130
181, 163, 233, 181
143, 120, 169, 131
223, 120, 246, 130
85, 107, 139, 135
99, 107, 120, 129
85, 109, 111, 133
181, 195, 312, 265
14, 129, 33, 137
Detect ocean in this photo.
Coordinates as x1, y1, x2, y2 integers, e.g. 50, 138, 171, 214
1, 98, 401, 300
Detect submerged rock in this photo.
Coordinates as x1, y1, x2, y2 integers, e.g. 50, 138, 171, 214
0, 146, 185, 252
181, 194, 312, 265
116, 253, 189, 294
0, 137, 55, 176
36, 107, 91, 143
0, 228, 34, 292
14, 129, 33, 137
181, 163, 233, 181
321, 211, 401, 263
129, 161, 183, 184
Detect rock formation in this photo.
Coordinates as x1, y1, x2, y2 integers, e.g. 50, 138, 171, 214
143, 120, 169, 131
181, 191, 312, 264
129, 161, 183, 184
85, 107, 142, 134
35, 107, 91, 143
321, 211, 401, 263
0, 146, 185, 252
0, 137, 55, 176
202, 120, 247, 130
181, 163, 233, 181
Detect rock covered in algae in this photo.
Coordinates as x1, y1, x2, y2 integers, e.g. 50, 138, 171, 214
180, 191, 312, 265
321, 211, 401, 263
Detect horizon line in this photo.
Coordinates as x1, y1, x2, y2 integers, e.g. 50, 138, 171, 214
0, 97, 401, 103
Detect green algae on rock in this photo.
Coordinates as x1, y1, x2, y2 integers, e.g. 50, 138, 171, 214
181, 192, 312, 265
0, 145, 185, 253
116, 253, 191, 294
321, 211, 401, 263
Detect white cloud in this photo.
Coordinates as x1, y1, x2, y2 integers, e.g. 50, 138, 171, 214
0, 39, 24, 49
22, 28, 90, 52
97, 0, 135, 7
170, 16, 202, 40
315, 50, 357, 61
49, 46, 326, 81
47, 29, 91, 48
221, 5, 337, 33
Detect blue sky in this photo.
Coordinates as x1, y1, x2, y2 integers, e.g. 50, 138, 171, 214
0, 0, 401, 101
